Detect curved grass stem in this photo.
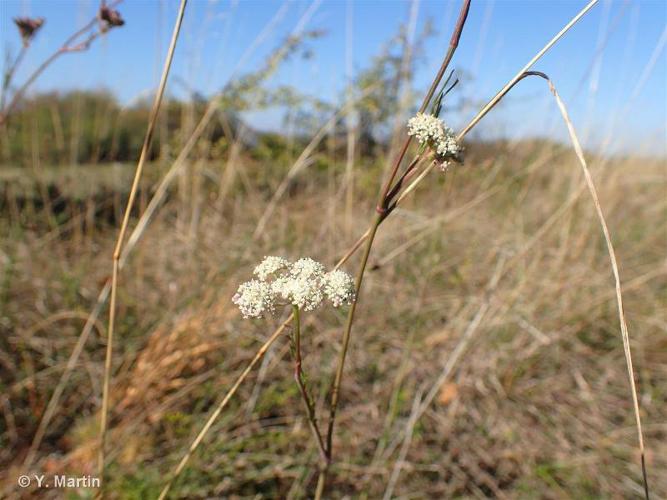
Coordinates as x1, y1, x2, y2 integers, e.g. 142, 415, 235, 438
537, 73, 650, 500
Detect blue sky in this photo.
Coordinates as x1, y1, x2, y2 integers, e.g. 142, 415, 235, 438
1, 0, 666, 155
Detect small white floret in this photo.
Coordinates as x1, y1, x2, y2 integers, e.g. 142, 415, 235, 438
407, 112, 460, 164
232, 279, 275, 318
253, 256, 290, 281
290, 257, 326, 280
323, 269, 355, 307
272, 274, 324, 312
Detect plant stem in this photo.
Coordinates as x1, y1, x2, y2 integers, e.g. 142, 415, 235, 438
319, 3, 472, 496
292, 305, 328, 466
97, 1, 187, 494
319, 214, 381, 492
377, 0, 470, 210
1, 45, 27, 113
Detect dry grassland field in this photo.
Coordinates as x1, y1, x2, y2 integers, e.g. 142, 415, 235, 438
0, 0, 665, 498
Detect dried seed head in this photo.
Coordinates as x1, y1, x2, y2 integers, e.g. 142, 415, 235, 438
99, 5, 125, 31
14, 17, 45, 47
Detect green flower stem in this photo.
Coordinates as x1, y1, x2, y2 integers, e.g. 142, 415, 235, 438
319, 4, 472, 497
317, 213, 382, 497
292, 305, 329, 469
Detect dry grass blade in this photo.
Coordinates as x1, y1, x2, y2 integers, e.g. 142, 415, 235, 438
383, 255, 506, 488
98, 0, 188, 488
22, 282, 110, 469
540, 74, 650, 500
382, 385, 425, 500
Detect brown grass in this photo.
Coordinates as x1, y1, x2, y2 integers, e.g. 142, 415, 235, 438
2, 139, 664, 498
1, 0, 664, 497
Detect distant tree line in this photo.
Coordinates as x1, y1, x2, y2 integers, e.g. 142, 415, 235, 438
0, 91, 234, 166
0, 18, 450, 167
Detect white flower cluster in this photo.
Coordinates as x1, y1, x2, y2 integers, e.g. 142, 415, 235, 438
407, 112, 461, 169
323, 269, 356, 307
233, 256, 355, 318
253, 256, 289, 280
232, 280, 276, 319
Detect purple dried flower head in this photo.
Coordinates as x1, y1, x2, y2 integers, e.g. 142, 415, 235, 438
14, 17, 45, 47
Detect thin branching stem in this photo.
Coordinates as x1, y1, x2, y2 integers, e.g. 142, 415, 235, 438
1, 45, 27, 112
0, 0, 124, 125
377, 0, 470, 211
157, 2, 604, 496
383, 154, 423, 206
318, 2, 472, 495
97, 0, 187, 492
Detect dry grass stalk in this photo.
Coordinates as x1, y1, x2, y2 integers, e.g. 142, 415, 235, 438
98, 0, 188, 490
541, 74, 650, 499
384, 254, 506, 493
156, 317, 289, 500
22, 4, 320, 471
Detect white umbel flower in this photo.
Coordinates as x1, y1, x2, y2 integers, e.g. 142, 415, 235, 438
272, 274, 324, 311
232, 279, 275, 318
323, 270, 355, 307
234, 257, 355, 317
270, 257, 327, 311
290, 257, 326, 280
253, 256, 290, 281
407, 112, 443, 144
407, 112, 460, 164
